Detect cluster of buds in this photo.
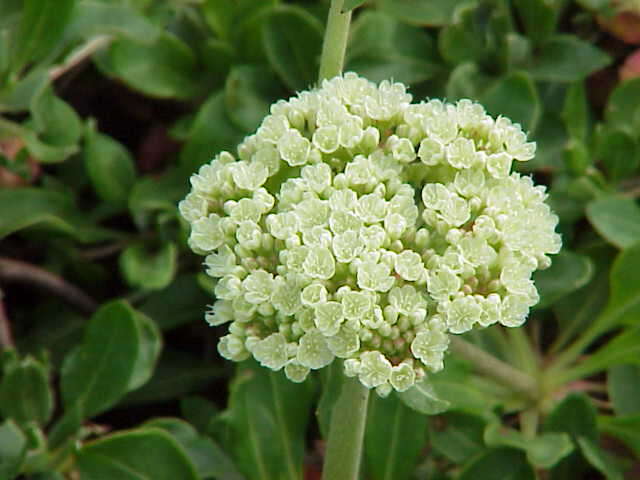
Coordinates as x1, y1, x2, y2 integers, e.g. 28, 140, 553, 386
180, 73, 561, 396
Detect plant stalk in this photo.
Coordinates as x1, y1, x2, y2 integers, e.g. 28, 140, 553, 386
321, 375, 370, 480
450, 336, 539, 401
318, 0, 352, 82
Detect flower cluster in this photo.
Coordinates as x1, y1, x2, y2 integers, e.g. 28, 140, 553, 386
179, 73, 561, 396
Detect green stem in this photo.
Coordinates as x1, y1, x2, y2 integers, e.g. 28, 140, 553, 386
321, 375, 370, 480
506, 327, 538, 375
450, 336, 539, 401
318, 0, 352, 82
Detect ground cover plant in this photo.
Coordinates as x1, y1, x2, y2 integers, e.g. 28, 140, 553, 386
0, 0, 639, 479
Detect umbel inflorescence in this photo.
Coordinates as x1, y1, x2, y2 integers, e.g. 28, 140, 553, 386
180, 73, 561, 396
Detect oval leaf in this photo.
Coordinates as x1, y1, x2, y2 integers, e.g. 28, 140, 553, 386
119, 242, 177, 291
77, 428, 198, 480
586, 196, 640, 249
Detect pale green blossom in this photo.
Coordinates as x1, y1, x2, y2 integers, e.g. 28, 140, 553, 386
180, 73, 561, 394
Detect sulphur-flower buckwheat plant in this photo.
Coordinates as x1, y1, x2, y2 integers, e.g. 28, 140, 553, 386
179, 73, 561, 397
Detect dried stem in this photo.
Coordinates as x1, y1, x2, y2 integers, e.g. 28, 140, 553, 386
0, 257, 97, 315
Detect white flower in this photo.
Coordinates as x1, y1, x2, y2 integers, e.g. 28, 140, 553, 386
180, 73, 561, 395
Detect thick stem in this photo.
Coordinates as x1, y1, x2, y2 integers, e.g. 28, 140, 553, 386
321, 375, 370, 480
450, 336, 539, 401
318, 0, 352, 82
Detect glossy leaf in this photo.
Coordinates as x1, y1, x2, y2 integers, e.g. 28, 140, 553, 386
529, 35, 611, 82
84, 122, 136, 207
225, 361, 314, 480
458, 448, 536, 480
77, 428, 199, 480
562, 82, 589, 142
0, 419, 26, 479
105, 33, 202, 100
145, 418, 245, 480
30, 86, 82, 147
595, 127, 639, 182
577, 437, 623, 480
10, 0, 75, 70
60, 301, 160, 419
608, 365, 640, 416
586, 197, 640, 249
605, 77, 640, 136
225, 65, 283, 132
397, 378, 450, 415
0, 188, 113, 243
119, 242, 177, 291
63, 1, 158, 44
180, 92, 245, 173
543, 393, 598, 443
262, 6, 323, 91
481, 72, 541, 133
598, 415, 640, 457
533, 250, 594, 309
364, 393, 428, 480
378, 0, 469, 26
0, 356, 53, 425
347, 12, 442, 85
429, 412, 487, 464
484, 423, 574, 468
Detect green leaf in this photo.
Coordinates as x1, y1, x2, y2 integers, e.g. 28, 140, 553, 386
595, 127, 639, 182
481, 72, 541, 133
586, 197, 640, 249
119, 242, 177, 291
60, 300, 160, 419
104, 33, 202, 100
576, 437, 623, 480
224, 361, 314, 480
30, 86, 82, 147
513, 0, 561, 45
0, 68, 49, 112
10, 0, 75, 71
262, 6, 323, 91
129, 168, 187, 226
202, 0, 234, 40
377, 0, 470, 26
562, 82, 589, 142
529, 35, 611, 82
63, 1, 158, 44
446, 62, 492, 101
180, 395, 220, 437
566, 325, 640, 380
225, 65, 283, 132
347, 12, 442, 85
430, 412, 487, 464
364, 393, 428, 480
605, 77, 640, 136
0, 419, 26, 479
397, 378, 450, 415
457, 448, 536, 480
484, 423, 574, 469
544, 393, 598, 443
145, 418, 245, 480
598, 415, 640, 457
84, 122, 136, 207
140, 274, 211, 331
180, 92, 245, 173
0, 356, 53, 425
77, 428, 199, 480
598, 243, 640, 329
608, 365, 640, 416
0, 188, 113, 243
343, 0, 367, 12
533, 250, 594, 309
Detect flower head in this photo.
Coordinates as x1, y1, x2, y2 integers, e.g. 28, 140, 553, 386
180, 73, 561, 396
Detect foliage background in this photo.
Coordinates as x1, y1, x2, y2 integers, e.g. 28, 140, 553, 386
0, 0, 639, 478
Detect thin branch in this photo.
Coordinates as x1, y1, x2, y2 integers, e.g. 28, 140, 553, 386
0, 295, 15, 350
49, 35, 112, 81
0, 257, 97, 315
